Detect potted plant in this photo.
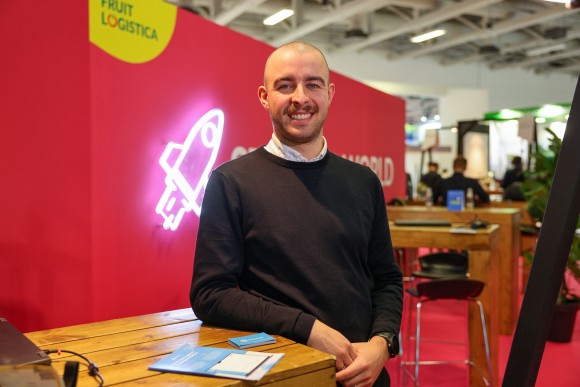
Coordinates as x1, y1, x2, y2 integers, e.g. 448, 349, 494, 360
520, 127, 580, 342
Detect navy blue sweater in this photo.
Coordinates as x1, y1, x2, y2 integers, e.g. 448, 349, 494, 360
190, 147, 403, 344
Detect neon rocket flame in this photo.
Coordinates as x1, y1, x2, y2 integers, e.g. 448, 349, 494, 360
156, 109, 224, 230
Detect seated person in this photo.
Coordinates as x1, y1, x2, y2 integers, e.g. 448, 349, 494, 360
501, 156, 524, 189
503, 181, 526, 201
433, 156, 490, 206
420, 161, 442, 191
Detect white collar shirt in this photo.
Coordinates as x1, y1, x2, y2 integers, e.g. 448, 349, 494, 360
264, 132, 327, 162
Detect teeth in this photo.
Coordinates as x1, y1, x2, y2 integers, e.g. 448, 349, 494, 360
292, 114, 311, 120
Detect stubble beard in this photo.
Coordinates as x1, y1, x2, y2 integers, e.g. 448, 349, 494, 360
273, 105, 325, 146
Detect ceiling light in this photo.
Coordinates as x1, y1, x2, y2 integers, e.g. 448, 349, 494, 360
537, 104, 567, 118
410, 29, 446, 43
544, 0, 580, 7
498, 109, 523, 120
263, 9, 294, 26
526, 43, 567, 57
543, 0, 580, 9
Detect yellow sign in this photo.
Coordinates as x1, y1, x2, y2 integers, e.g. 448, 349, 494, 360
89, 0, 177, 64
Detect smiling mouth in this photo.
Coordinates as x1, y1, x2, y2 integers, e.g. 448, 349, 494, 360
291, 113, 312, 120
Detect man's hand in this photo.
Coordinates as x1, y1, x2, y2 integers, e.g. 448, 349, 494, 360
335, 336, 390, 387
307, 320, 357, 371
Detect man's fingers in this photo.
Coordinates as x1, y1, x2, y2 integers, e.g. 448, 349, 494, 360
348, 345, 358, 362
335, 355, 353, 371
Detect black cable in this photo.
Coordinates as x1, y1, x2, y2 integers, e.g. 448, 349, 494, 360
44, 349, 105, 386
455, 215, 482, 229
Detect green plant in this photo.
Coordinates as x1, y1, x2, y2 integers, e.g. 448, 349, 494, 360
521, 127, 580, 304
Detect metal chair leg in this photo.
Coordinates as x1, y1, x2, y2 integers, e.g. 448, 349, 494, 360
476, 299, 494, 387
414, 301, 422, 386
400, 297, 494, 387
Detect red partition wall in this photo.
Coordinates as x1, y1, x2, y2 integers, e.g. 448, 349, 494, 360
0, 1, 93, 331
0, 1, 405, 332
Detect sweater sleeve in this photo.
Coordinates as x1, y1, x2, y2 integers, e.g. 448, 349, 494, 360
190, 170, 316, 343
367, 176, 404, 337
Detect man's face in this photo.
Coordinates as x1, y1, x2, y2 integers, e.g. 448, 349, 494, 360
258, 47, 335, 147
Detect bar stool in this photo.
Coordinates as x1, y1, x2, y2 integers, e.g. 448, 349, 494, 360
400, 278, 493, 387
403, 252, 469, 345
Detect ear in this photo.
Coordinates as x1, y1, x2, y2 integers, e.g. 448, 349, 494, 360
328, 83, 335, 105
258, 86, 269, 110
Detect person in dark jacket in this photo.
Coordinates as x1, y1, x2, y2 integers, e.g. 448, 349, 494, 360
501, 156, 525, 189
420, 161, 442, 191
433, 156, 490, 206
503, 181, 526, 201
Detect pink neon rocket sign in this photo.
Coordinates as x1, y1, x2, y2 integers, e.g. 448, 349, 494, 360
156, 109, 224, 230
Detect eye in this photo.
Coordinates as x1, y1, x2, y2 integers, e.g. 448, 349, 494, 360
307, 81, 324, 89
277, 84, 294, 91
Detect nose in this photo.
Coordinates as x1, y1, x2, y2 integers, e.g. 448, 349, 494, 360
291, 84, 309, 105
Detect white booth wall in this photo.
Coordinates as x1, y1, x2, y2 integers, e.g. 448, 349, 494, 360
325, 51, 575, 195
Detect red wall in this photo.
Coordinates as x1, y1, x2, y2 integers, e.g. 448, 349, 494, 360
1, 1, 93, 331
0, 2, 405, 332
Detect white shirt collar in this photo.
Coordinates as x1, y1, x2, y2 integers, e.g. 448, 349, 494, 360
264, 132, 327, 162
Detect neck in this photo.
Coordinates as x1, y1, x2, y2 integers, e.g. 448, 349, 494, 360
292, 140, 324, 160
276, 133, 325, 160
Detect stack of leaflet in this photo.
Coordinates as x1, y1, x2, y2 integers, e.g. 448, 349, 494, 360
148, 343, 283, 381
228, 332, 276, 349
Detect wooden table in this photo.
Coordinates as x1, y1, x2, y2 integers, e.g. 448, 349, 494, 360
482, 200, 532, 225
390, 222, 500, 387
388, 205, 521, 335
26, 309, 336, 386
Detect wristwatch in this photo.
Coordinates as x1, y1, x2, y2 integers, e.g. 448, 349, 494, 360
373, 332, 399, 358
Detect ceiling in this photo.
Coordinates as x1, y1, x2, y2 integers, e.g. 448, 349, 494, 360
166, 0, 580, 76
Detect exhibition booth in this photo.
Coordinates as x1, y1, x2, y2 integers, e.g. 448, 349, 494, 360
1, 0, 405, 333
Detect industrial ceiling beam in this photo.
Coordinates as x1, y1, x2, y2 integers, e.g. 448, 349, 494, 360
270, 0, 392, 47
390, 6, 580, 60
213, 0, 268, 26
492, 46, 580, 70
332, 0, 503, 54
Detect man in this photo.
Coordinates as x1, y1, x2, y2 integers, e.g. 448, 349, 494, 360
420, 161, 442, 190
501, 156, 524, 189
190, 41, 403, 387
432, 155, 490, 206
503, 181, 525, 201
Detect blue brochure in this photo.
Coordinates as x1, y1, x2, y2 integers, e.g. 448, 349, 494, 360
447, 190, 465, 212
148, 344, 284, 381
228, 332, 276, 349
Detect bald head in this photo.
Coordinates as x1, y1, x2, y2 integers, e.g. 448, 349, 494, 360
257, 41, 335, 158
263, 41, 330, 87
